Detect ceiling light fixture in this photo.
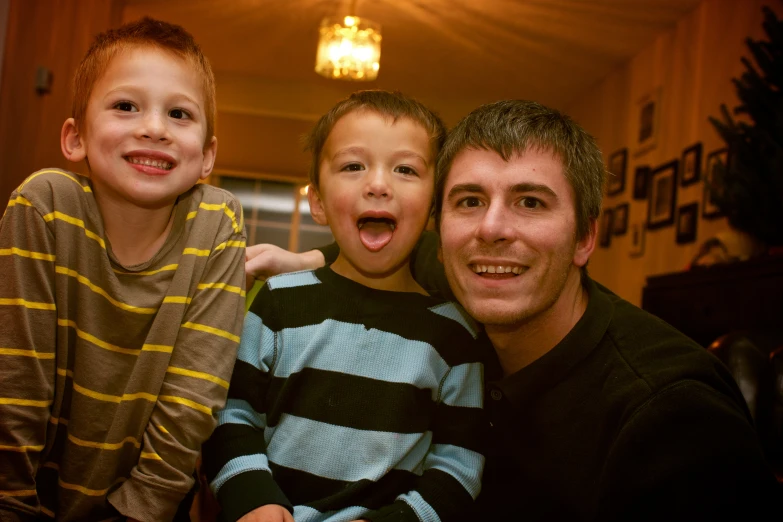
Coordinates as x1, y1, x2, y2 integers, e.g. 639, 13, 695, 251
314, 1, 381, 81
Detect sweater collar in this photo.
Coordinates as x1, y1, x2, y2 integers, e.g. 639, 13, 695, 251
492, 277, 615, 406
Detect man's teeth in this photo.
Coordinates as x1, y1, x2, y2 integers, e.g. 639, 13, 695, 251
471, 265, 523, 275
127, 157, 173, 170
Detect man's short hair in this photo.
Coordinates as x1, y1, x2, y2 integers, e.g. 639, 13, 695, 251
434, 100, 605, 241
304, 90, 446, 190
72, 17, 216, 149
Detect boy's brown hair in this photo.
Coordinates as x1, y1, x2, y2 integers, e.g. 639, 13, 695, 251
304, 90, 446, 189
72, 17, 216, 149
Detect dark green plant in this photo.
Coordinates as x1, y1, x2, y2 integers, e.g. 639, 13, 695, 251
709, 5, 783, 247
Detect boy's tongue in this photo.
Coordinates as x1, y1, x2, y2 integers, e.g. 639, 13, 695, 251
359, 220, 395, 252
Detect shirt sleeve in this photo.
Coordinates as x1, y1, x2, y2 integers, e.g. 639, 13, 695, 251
364, 358, 486, 522
0, 190, 57, 517
597, 380, 783, 521
201, 284, 293, 522
108, 201, 247, 521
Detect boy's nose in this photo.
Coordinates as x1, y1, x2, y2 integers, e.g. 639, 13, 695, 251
138, 110, 169, 142
365, 170, 391, 199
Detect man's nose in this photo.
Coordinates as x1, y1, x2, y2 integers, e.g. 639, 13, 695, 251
476, 202, 512, 243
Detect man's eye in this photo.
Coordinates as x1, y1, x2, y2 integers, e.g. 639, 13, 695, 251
395, 165, 418, 176
519, 197, 542, 209
342, 163, 364, 172
169, 108, 190, 120
114, 101, 136, 112
457, 197, 483, 208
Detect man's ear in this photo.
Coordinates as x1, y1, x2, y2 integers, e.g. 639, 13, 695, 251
61, 118, 86, 162
307, 186, 328, 226
200, 136, 218, 180
573, 218, 597, 268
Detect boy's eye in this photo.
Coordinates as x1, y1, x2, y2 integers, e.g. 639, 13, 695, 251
457, 196, 483, 208
169, 108, 190, 120
114, 101, 136, 112
341, 163, 364, 172
395, 165, 418, 176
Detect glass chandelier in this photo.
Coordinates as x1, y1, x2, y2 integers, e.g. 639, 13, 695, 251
314, 15, 382, 81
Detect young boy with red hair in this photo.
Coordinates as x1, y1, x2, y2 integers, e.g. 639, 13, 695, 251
0, 18, 245, 521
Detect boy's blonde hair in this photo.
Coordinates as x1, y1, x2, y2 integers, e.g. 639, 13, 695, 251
71, 17, 216, 149
304, 90, 446, 189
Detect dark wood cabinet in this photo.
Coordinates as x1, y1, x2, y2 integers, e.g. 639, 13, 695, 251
641, 255, 783, 347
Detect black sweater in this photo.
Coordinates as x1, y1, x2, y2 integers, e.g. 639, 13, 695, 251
321, 232, 782, 520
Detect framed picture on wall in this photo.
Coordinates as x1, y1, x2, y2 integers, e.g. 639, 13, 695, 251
647, 160, 678, 229
599, 208, 613, 248
629, 221, 646, 257
607, 148, 628, 195
702, 148, 728, 219
676, 203, 699, 244
634, 87, 662, 157
632, 166, 650, 200
680, 142, 702, 187
613, 203, 629, 235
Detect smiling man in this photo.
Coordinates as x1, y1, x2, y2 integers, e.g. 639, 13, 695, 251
245, 100, 781, 521
433, 100, 781, 520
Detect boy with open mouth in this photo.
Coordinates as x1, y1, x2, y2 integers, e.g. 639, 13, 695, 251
204, 90, 489, 522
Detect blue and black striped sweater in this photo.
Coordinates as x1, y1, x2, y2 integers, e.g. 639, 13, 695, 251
204, 266, 489, 522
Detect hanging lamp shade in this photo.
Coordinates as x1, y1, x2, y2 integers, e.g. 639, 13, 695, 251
314, 15, 382, 81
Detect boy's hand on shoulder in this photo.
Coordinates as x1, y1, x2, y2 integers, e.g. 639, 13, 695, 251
245, 243, 325, 289
237, 504, 295, 522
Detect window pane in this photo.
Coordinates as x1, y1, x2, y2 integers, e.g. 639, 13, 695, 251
217, 177, 257, 220
253, 224, 291, 250
299, 228, 334, 253
258, 180, 297, 223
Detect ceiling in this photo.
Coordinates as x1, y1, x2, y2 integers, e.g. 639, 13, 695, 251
121, 0, 702, 175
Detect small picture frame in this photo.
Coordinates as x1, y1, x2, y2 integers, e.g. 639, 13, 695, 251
599, 208, 613, 248
634, 87, 661, 157
613, 203, 629, 236
632, 166, 650, 200
676, 203, 699, 244
607, 148, 628, 196
629, 221, 646, 257
680, 142, 702, 187
647, 160, 678, 230
702, 148, 728, 219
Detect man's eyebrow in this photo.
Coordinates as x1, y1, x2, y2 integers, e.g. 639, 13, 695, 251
446, 183, 484, 198
511, 182, 558, 199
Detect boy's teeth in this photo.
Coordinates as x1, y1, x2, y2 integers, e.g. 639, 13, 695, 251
471, 265, 522, 275
127, 157, 173, 170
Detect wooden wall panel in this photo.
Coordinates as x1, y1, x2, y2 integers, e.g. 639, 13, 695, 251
0, 0, 123, 202
566, 0, 778, 306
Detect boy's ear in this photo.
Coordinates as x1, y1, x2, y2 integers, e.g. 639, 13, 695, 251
200, 136, 218, 180
307, 186, 328, 226
61, 118, 86, 162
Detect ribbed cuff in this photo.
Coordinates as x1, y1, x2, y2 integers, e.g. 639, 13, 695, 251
216, 470, 292, 522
